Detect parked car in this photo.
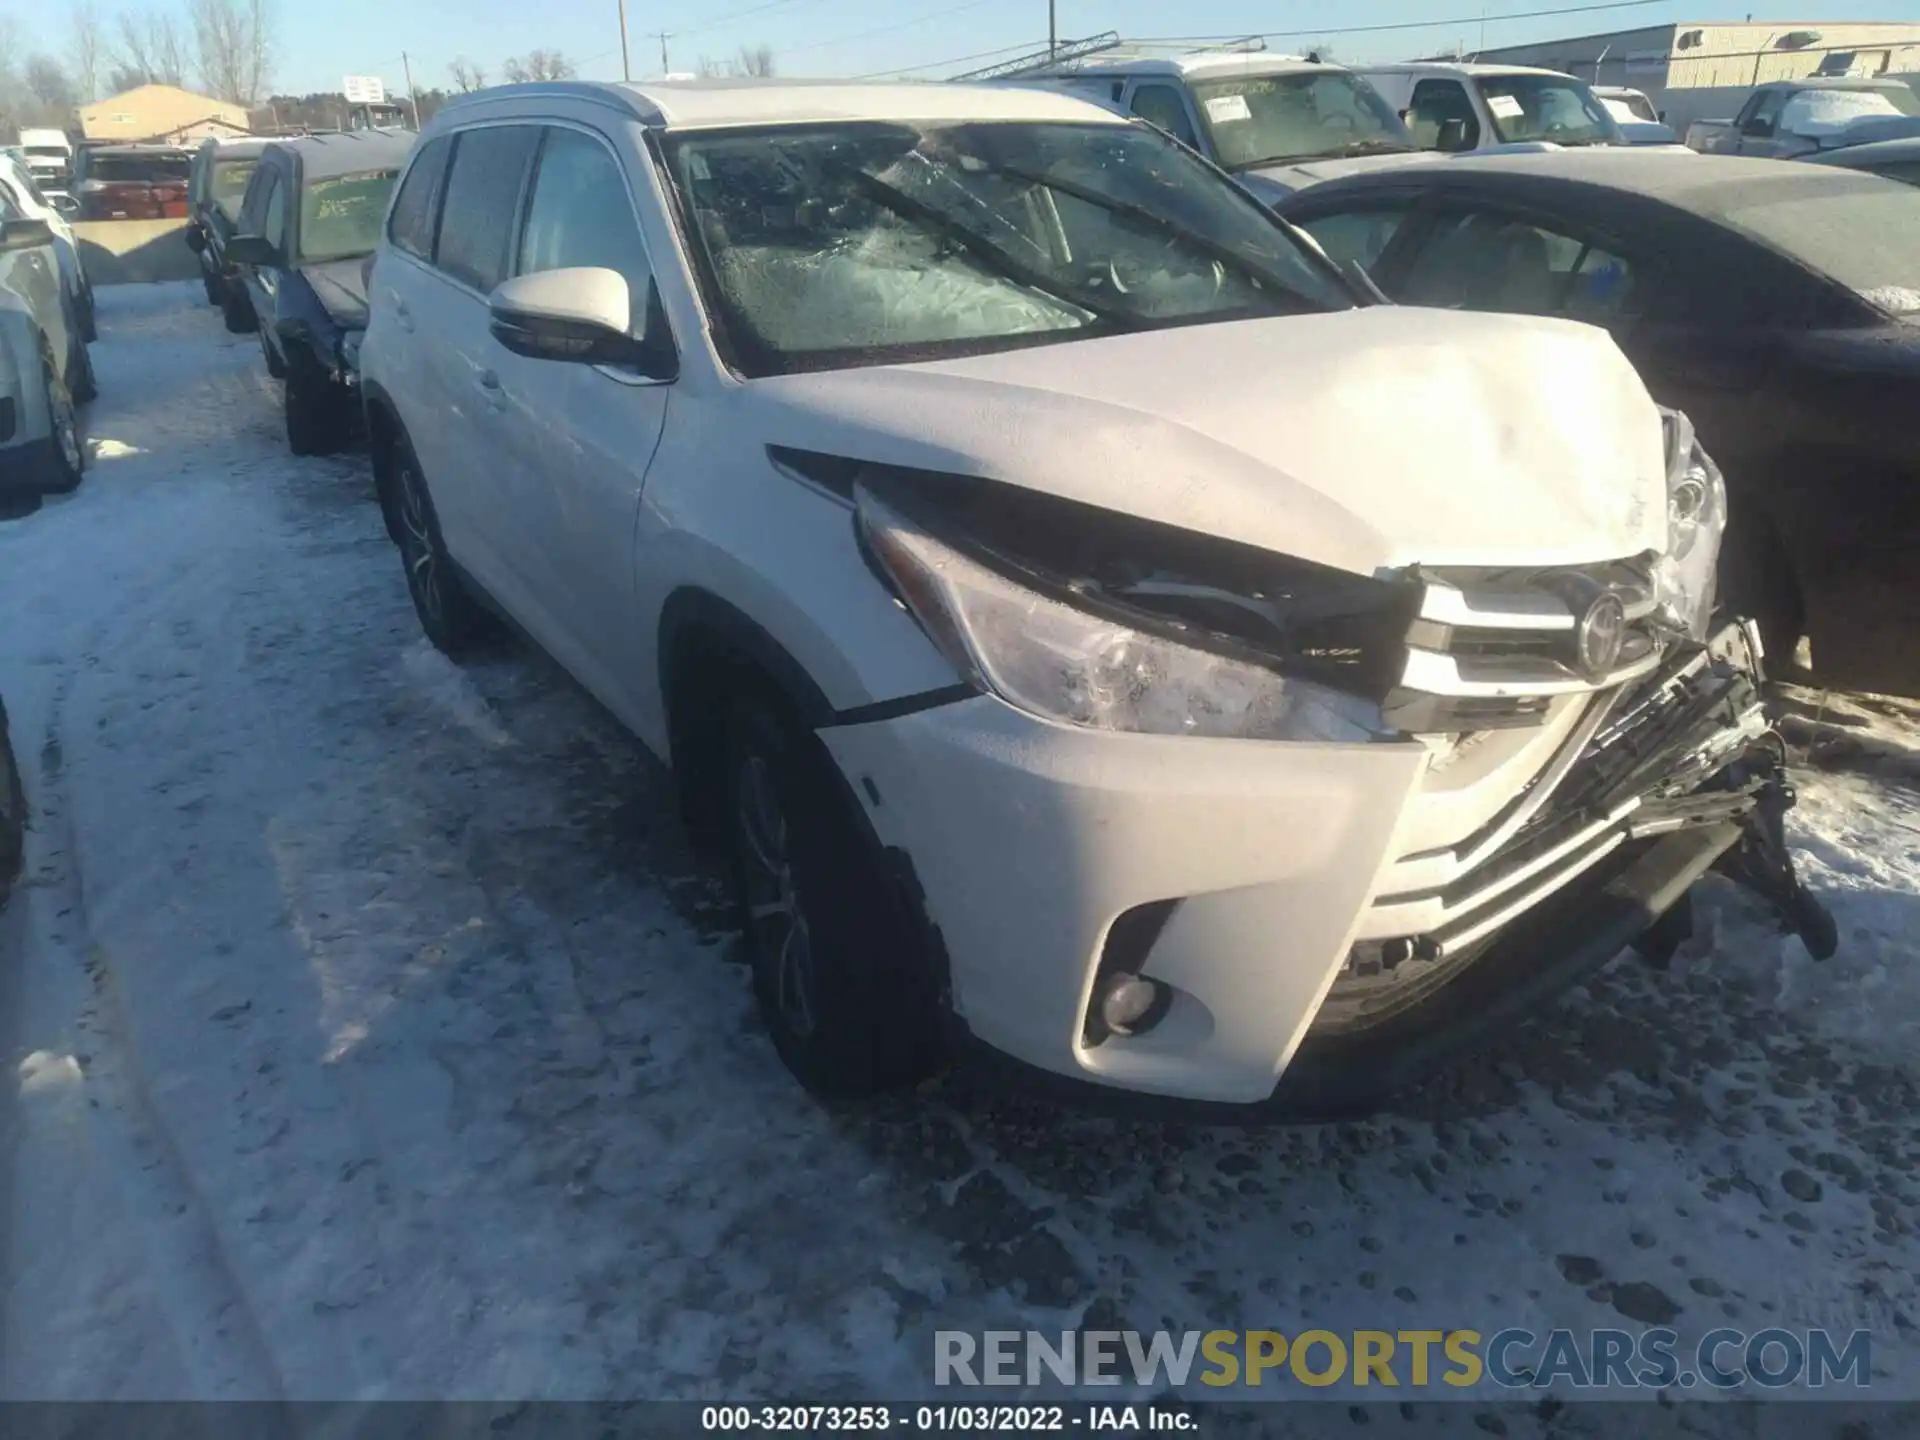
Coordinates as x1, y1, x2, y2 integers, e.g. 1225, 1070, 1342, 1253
1686, 77, 1920, 158
16, 127, 74, 201
359, 80, 1824, 1116
71, 144, 193, 221
1802, 134, 1920, 184
1355, 63, 1629, 155
996, 44, 1446, 201
1280, 151, 1920, 697
0, 194, 87, 509
228, 130, 411, 454
0, 152, 96, 342
1593, 90, 1688, 149
184, 137, 269, 319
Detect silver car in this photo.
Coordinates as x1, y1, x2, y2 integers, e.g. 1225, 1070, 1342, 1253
0, 189, 87, 514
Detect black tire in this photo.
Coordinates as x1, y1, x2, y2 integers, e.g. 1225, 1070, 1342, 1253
285, 370, 347, 456
78, 289, 98, 344
391, 436, 492, 656
222, 283, 256, 335
720, 693, 945, 1098
68, 337, 97, 406
202, 267, 223, 307
39, 352, 85, 494
0, 694, 23, 904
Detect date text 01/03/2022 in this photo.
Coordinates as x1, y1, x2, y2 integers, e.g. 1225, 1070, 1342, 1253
699, 1404, 1197, 1431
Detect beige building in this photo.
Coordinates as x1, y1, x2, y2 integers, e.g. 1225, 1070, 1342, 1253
78, 85, 250, 144
1466, 19, 1920, 131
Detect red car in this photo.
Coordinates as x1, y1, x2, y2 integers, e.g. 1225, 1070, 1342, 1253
72, 145, 194, 221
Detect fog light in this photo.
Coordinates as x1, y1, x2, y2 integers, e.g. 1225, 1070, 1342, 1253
1097, 973, 1171, 1037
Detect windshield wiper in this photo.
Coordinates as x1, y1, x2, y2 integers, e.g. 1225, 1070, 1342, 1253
1331, 138, 1417, 157
997, 163, 1328, 312
842, 168, 1141, 329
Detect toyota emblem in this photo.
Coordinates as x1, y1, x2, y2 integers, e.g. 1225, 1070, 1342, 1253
1575, 593, 1628, 678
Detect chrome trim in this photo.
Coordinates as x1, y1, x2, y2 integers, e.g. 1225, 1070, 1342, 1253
1400, 642, 1662, 698
1419, 581, 1574, 630
1430, 832, 1630, 954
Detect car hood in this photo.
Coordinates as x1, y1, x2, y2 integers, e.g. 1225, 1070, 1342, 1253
1235, 148, 1454, 200
752, 307, 1670, 578
299, 257, 370, 328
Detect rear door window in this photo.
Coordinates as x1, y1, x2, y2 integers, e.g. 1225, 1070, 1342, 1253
435, 126, 540, 293
388, 133, 453, 261
1296, 206, 1411, 271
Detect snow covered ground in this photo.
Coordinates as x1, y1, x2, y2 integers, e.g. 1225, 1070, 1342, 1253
2, 284, 1919, 1430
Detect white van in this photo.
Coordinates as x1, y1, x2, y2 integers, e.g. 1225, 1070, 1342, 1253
1355, 63, 1628, 154
997, 45, 1451, 201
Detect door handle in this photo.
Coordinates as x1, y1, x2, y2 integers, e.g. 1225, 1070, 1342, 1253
475, 370, 505, 409
391, 294, 413, 332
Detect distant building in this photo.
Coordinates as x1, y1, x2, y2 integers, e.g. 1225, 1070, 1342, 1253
79, 85, 251, 145
1463, 20, 1920, 130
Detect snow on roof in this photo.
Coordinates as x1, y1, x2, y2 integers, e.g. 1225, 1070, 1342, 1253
1027, 52, 1334, 80
265, 128, 416, 179
442, 79, 1127, 132
1357, 62, 1577, 78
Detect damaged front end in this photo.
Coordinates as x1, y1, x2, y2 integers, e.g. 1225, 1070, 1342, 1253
836, 414, 1832, 1113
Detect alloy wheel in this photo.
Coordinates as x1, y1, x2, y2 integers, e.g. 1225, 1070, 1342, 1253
735, 750, 818, 1040
396, 461, 443, 627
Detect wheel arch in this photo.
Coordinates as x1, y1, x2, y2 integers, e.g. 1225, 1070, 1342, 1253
361, 378, 404, 543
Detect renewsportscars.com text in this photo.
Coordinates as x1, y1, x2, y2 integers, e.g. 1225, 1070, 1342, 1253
935, 1328, 1872, 1391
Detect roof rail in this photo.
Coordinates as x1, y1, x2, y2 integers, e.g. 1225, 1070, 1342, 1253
949, 31, 1122, 81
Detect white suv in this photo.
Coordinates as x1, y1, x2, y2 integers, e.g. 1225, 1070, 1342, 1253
358, 80, 1825, 1115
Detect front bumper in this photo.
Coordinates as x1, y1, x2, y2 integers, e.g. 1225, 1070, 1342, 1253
821, 620, 1777, 1110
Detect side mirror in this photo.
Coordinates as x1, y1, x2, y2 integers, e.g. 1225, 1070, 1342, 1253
488, 267, 676, 379
51, 195, 80, 217
184, 226, 207, 253
1435, 117, 1471, 151
226, 233, 278, 267
0, 218, 55, 253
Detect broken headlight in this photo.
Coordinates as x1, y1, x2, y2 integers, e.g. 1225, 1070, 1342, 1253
1650, 408, 1727, 640
857, 485, 1386, 743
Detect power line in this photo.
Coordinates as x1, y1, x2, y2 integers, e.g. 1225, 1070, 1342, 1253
888, 0, 1681, 78
783, 0, 1001, 58
857, 37, 1047, 78
669, 0, 824, 41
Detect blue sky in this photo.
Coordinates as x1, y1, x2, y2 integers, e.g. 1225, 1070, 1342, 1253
10, 0, 1896, 97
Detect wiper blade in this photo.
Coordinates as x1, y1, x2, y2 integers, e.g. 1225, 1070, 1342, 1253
1333, 139, 1417, 157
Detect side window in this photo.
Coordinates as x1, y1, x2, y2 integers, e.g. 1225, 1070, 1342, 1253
1399, 211, 1639, 323
1296, 207, 1410, 271
253, 172, 285, 250
1129, 84, 1199, 149
1743, 88, 1789, 136
435, 125, 540, 293
1407, 79, 1481, 150
388, 133, 453, 261
515, 127, 653, 330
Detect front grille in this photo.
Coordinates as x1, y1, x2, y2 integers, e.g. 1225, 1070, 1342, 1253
1323, 622, 1770, 1034
1385, 561, 1666, 732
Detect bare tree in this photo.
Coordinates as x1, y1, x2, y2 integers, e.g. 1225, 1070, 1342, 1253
734, 43, 775, 77
694, 54, 726, 78
502, 49, 576, 84
115, 10, 189, 88
448, 56, 487, 92
25, 57, 78, 114
70, 1, 105, 102
191, 0, 273, 107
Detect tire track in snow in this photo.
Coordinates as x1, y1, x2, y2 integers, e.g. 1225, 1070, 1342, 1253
28, 685, 287, 1403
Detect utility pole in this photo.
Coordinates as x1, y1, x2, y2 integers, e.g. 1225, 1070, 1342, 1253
401, 51, 421, 129
1048, 0, 1057, 58
654, 31, 672, 74
619, 0, 632, 80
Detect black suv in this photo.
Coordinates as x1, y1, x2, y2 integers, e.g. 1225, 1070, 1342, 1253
184, 137, 270, 326
228, 130, 412, 454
